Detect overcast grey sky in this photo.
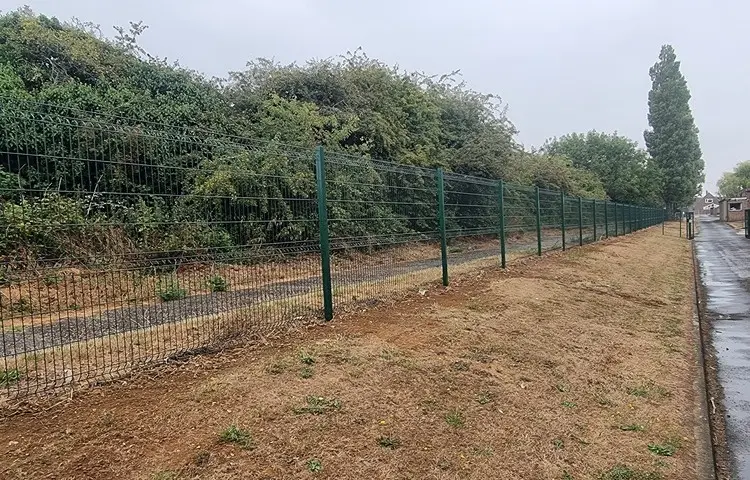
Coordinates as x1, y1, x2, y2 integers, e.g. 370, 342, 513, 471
3, 0, 746, 193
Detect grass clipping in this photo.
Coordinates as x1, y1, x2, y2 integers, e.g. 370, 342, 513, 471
0, 226, 700, 480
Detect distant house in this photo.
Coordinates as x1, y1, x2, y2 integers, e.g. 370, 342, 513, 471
694, 191, 718, 215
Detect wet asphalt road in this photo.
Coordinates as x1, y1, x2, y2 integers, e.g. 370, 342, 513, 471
695, 216, 750, 478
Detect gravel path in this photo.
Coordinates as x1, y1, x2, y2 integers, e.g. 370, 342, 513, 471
0, 235, 578, 358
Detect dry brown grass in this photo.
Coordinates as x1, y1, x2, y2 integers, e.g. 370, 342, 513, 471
0, 227, 700, 479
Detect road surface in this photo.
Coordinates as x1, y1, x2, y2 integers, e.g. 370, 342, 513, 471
695, 215, 750, 478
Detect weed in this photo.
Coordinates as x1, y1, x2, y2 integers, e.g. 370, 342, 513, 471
300, 367, 314, 379
266, 361, 287, 375
380, 348, 401, 360
157, 281, 187, 302
151, 472, 178, 480
11, 297, 31, 314
377, 436, 401, 449
207, 275, 228, 292
556, 383, 569, 393
299, 350, 316, 365
0, 368, 20, 386
68, 303, 80, 310
445, 409, 465, 428
219, 424, 252, 449
647, 438, 680, 457
596, 396, 614, 407
471, 445, 494, 457
293, 396, 341, 415
194, 450, 210, 466
627, 381, 670, 399
43, 274, 61, 286
451, 361, 469, 371
476, 391, 494, 405
307, 458, 322, 473
553, 438, 565, 449
562, 401, 577, 408
619, 424, 645, 432
599, 465, 662, 480
563, 471, 574, 480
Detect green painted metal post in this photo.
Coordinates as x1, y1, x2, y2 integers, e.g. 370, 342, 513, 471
604, 200, 609, 238
535, 186, 542, 256
614, 202, 618, 236
315, 146, 333, 321
437, 168, 449, 286
679, 213, 682, 238
578, 196, 583, 246
498, 180, 507, 268
592, 200, 597, 241
560, 191, 566, 251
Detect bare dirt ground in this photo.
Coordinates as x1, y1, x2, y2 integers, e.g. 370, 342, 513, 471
0, 225, 702, 480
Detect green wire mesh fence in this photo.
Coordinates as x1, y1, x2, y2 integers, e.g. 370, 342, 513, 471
0, 97, 667, 398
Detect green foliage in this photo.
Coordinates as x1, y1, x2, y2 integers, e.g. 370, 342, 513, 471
207, 275, 228, 292
644, 45, 704, 209
718, 160, 750, 197
156, 278, 187, 302
0, 8, 660, 269
306, 458, 322, 473
377, 436, 402, 449
0, 368, 21, 386
218, 424, 253, 449
647, 439, 680, 457
445, 409, 465, 427
543, 131, 660, 205
599, 465, 662, 480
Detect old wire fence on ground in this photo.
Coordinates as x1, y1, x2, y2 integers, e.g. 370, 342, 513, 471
0, 98, 667, 398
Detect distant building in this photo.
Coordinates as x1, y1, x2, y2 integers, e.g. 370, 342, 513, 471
719, 196, 747, 222
694, 191, 718, 216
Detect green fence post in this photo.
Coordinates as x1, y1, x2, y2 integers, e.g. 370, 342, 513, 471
614, 202, 618, 236
662, 207, 665, 235
578, 196, 583, 246
315, 146, 333, 321
604, 200, 609, 238
679, 212, 682, 238
592, 199, 597, 241
437, 168, 449, 286
498, 180, 506, 268
535, 186, 542, 256
560, 191, 566, 251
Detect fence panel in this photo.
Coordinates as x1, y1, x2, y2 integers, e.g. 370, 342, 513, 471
0, 97, 670, 398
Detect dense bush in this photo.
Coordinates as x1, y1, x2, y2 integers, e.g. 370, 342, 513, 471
0, 8, 640, 264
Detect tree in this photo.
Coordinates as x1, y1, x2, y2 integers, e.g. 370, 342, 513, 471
717, 161, 750, 197
542, 131, 660, 205
644, 45, 704, 210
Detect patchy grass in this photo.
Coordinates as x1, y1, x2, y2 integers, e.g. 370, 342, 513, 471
207, 275, 228, 292
0, 368, 20, 386
0, 227, 700, 479
376, 436, 401, 449
156, 280, 187, 302
218, 425, 253, 449
306, 458, 322, 473
599, 464, 663, 479
445, 409, 465, 428
619, 424, 646, 432
648, 439, 680, 457
292, 396, 341, 415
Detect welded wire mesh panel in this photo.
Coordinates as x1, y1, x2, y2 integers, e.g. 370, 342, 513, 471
325, 153, 441, 307
539, 189, 563, 252
580, 199, 595, 244
564, 195, 582, 246
443, 173, 500, 268
504, 183, 537, 256
0, 98, 321, 397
